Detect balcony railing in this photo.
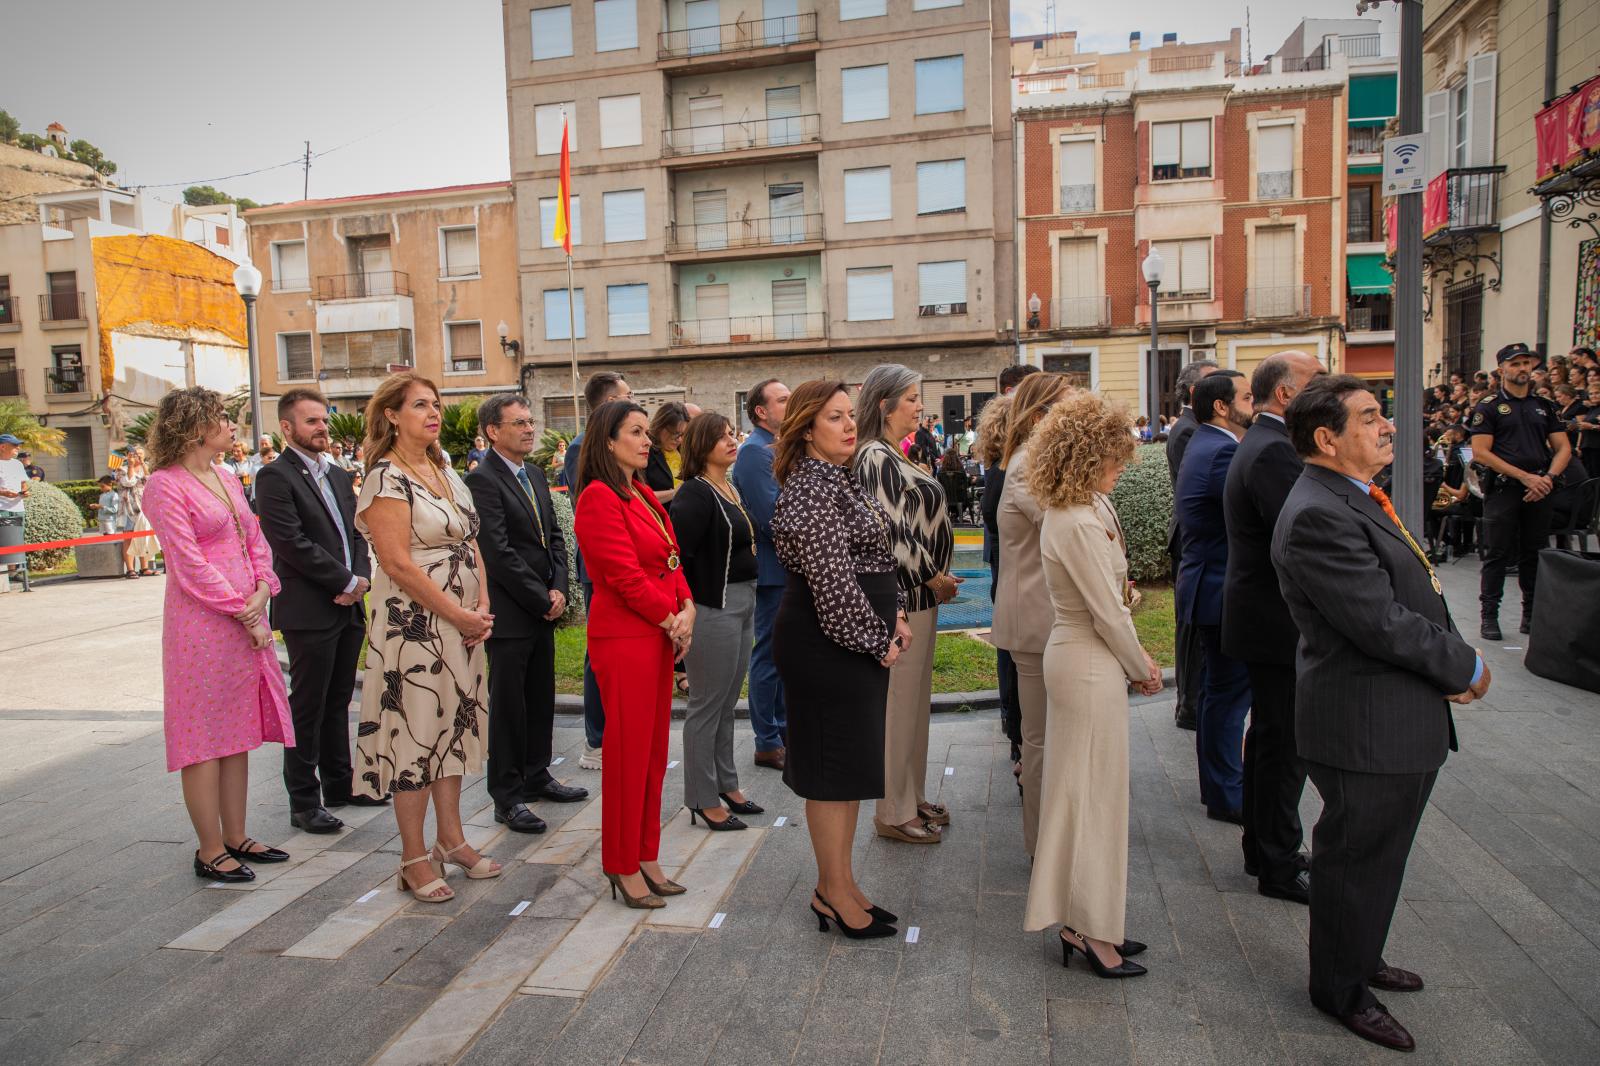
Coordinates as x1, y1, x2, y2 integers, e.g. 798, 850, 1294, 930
1029, 296, 1111, 331
450, 358, 485, 374
1016, 71, 1125, 94
0, 296, 17, 329
1340, 34, 1382, 59
1245, 285, 1312, 320
48, 366, 86, 394
1424, 166, 1504, 238
1080, 72, 1125, 89
1348, 125, 1385, 155
662, 114, 821, 157
658, 13, 817, 60
1347, 302, 1393, 332
669, 312, 825, 347
667, 213, 822, 253
39, 292, 85, 322
1280, 54, 1328, 73
1149, 53, 1213, 73
1348, 210, 1375, 243
1257, 170, 1294, 200
0, 367, 19, 396
316, 271, 411, 300
1060, 183, 1095, 213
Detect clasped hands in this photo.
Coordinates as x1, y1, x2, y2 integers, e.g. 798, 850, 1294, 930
233, 584, 273, 651
661, 603, 696, 662
928, 572, 964, 605
1519, 471, 1555, 502
332, 576, 371, 607
1130, 651, 1162, 697
1447, 652, 1493, 705
878, 612, 915, 668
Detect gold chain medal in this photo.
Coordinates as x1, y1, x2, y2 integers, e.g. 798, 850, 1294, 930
634, 485, 681, 570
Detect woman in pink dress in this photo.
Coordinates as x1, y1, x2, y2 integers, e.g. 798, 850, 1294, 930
142, 387, 295, 884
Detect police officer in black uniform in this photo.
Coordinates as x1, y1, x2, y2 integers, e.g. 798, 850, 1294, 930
1469, 341, 1573, 641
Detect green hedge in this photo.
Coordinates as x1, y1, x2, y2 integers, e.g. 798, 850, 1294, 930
549, 487, 584, 627
22, 481, 87, 570
1109, 443, 1173, 584
53, 479, 104, 527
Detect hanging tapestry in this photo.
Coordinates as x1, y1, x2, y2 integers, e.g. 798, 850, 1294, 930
1578, 238, 1599, 348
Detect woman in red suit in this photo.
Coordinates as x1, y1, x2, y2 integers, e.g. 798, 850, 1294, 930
574, 400, 697, 909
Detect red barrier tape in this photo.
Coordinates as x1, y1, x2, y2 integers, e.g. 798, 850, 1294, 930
0, 529, 158, 557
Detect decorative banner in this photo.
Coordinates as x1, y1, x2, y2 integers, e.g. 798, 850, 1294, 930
1423, 173, 1449, 236
1575, 75, 1600, 155
1384, 201, 1398, 256
1536, 95, 1572, 181
1536, 74, 1600, 181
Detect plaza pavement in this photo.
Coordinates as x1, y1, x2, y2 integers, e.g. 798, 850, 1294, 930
1, 560, 1599, 1065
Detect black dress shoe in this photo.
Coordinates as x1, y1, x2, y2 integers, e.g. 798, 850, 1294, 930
289, 807, 345, 834
224, 837, 289, 864
194, 851, 254, 884
1206, 806, 1244, 826
1337, 1002, 1415, 1052
529, 781, 588, 803
1368, 965, 1424, 992
495, 803, 548, 833
1259, 868, 1311, 905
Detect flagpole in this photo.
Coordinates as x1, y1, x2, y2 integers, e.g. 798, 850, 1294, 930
566, 252, 579, 431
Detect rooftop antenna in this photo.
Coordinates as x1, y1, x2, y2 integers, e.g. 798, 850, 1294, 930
302, 141, 311, 200
1246, 6, 1253, 68
1045, 0, 1056, 38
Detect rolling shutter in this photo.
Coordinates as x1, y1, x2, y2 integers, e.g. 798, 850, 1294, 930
593, 0, 637, 52
1466, 52, 1498, 167
603, 190, 646, 243
844, 167, 891, 222
846, 267, 893, 321
916, 159, 965, 214
530, 6, 573, 60
693, 189, 728, 250
914, 56, 964, 115
918, 260, 967, 307
543, 289, 586, 340
1180, 240, 1211, 297
599, 95, 642, 148
841, 65, 888, 123
442, 228, 478, 276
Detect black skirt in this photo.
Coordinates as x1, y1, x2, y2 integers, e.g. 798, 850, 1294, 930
775, 570, 897, 801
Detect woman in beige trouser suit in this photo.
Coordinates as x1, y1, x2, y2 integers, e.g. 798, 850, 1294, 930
989, 372, 1073, 856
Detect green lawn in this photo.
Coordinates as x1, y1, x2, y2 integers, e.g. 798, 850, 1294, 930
1132, 584, 1176, 669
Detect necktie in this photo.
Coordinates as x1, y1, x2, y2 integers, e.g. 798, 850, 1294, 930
515, 466, 544, 543
1368, 485, 1442, 596
308, 460, 352, 570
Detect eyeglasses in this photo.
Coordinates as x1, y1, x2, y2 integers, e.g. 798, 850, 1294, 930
497, 418, 536, 429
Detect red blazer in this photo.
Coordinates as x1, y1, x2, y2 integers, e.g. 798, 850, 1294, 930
575, 479, 692, 639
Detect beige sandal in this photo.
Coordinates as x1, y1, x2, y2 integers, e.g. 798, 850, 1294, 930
434, 840, 502, 879
918, 803, 951, 827
397, 854, 453, 902
874, 819, 942, 844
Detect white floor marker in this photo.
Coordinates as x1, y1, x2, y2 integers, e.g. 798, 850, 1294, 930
944, 767, 954, 776
356, 889, 380, 903
708, 912, 726, 928
772, 816, 787, 827
510, 900, 530, 916
551, 757, 565, 766
667, 760, 680, 769
906, 926, 921, 943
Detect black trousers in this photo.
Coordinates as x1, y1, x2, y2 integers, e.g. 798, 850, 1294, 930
1479, 481, 1554, 615
1171, 550, 1205, 719
281, 619, 364, 812
1241, 662, 1307, 885
486, 627, 558, 810
996, 647, 1021, 755
1305, 762, 1437, 1017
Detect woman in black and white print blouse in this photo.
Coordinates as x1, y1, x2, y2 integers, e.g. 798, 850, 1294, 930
771, 380, 910, 940
852, 364, 959, 845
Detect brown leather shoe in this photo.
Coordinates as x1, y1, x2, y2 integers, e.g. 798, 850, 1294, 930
1339, 1003, 1415, 1052
754, 747, 785, 771
1368, 966, 1424, 992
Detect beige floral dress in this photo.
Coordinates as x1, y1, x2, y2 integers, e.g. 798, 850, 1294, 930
353, 460, 488, 797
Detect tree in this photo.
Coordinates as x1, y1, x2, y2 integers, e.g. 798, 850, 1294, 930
183, 184, 231, 206
327, 411, 366, 448
15, 132, 46, 152
122, 411, 156, 447
0, 399, 67, 456
235, 197, 260, 212
67, 139, 116, 176
0, 110, 19, 144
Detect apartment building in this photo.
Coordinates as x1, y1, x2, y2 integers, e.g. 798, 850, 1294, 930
503, 0, 1015, 432
1013, 31, 1345, 422
0, 187, 248, 478
1419, 0, 1600, 379
244, 183, 522, 413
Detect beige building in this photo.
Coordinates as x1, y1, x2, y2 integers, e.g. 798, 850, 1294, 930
244, 183, 523, 414
503, 0, 1016, 431
1419, 0, 1600, 378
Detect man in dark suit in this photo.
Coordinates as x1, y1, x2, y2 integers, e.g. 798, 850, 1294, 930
1222, 351, 1325, 902
256, 388, 378, 834
1176, 369, 1253, 824
731, 378, 791, 771
1273, 375, 1488, 1053
468, 394, 585, 833
1165, 358, 1219, 731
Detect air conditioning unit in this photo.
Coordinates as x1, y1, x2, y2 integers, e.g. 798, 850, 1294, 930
1189, 327, 1216, 346
1189, 346, 1215, 361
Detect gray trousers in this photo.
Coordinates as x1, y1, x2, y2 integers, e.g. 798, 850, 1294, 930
682, 580, 756, 810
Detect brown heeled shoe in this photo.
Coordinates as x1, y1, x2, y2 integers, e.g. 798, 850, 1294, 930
605, 872, 665, 909
641, 869, 686, 896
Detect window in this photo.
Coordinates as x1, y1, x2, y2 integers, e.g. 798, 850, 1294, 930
446, 321, 485, 373
1256, 122, 1294, 200
439, 226, 480, 278
277, 332, 314, 380
843, 167, 891, 223
271, 241, 309, 290
915, 56, 964, 115
539, 195, 582, 247
543, 288, 586, 339
771, 279, 808, 339
598, 94, 643, 149
846, 267, 894, 321
607, 284, 650, 336
0, 349, 18, 397
1056, 239, 1101, 327
0, 275, 11, 328
535, 103, 576, 155
603, 189, 646, 243
840, 0, 885, 19
49, 345, 85, 393
918, 260, 967, 315
1348, 185, 1374, 243
916, 159, 965, 215
593, 0, 637, 51
1251, 225, 1299, 316
45, 271, 78, 321
530, 5, 573, 60
1042, 352, 1092, 388
841, 65, 889, 123
320, 330, 413, 374
1151, 119, 1212, 180
1150, 239, 1211, 299
913, 0, 960, 8
1059, 139, 1094, 213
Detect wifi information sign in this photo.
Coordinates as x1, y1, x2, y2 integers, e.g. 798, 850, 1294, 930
1382, 136, 1428, 195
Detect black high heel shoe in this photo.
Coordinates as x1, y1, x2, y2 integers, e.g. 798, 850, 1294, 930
810, 893, 897, 940
812, 886, 897, 925
1059, 928, 1147, 978
688, 808, 748, 831
719, 793, 764, 815
195, 851, 254, 884
1118, 938, 1148, 958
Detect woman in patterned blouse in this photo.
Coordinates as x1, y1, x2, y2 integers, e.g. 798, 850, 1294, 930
772, 380, 911, 939
853, 365, 959, 845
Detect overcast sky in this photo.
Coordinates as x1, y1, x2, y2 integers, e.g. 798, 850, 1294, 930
3, 1, 1395, 209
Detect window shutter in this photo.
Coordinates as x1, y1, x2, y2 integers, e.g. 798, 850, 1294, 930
1057, 239, 1096, 300
1152, 123, 1181, 166
916, 159, 965, 214
918, 260, 967, 306
846, 267, 893, 320
839, 0, 885, 19
913, 0, 960, 8
275, 242, 308, 289
1424, 91, 1450, 180
1182, 120, 1211, 170
598, 95, 643, 148
765, 86, 800, 119
602, 189, 646, 243
1180, 240, 1211, 296
771, 278, 808, 337
530, 6, 573, 60
1255, 226, 1295, 288
442, 228, 479, 276
692, 189, 728, 249
844, 167, 891, 222
1466, 52, 1497, 167
540, 196, 580, 248
535, 104, 575, 155
281, 333, 313, 378
1152, 241, 1179, 293
607, 283, 650, 336
841, 65, 889, 123
1257, 124, 1292, 173
1059, 140, 1094, 211
543, 289, 586, 339
593, 0, 637, 52
914, 56, 964, 115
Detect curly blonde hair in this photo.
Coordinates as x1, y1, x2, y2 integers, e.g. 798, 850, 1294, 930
1026, 391, 1136, 509
972, 394, 1013, 466
147, 387, 230, 469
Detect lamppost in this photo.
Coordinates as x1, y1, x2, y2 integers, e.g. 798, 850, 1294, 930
1142, 247, 1165, 429
232, 262, 263, 445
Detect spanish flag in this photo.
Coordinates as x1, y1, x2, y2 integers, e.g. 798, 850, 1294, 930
551, 114, 573, 255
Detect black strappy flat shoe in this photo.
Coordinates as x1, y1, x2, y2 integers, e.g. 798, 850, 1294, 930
194, 851, 254, 884
225, 838, 289, 864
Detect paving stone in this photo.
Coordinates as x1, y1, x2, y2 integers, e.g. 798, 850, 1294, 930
455, 993, 578, 1066
790, 943, 900, 1066
537, 927, 695, 1066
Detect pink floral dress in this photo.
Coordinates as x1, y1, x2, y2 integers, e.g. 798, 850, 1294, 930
142, 465, 294, 771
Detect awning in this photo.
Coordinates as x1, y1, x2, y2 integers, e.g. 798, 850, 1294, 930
1350, 74, 1397, 121
1347, 253, 1393, 294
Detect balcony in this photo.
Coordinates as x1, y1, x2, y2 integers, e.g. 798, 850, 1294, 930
314, 272, 416, 336
1348, 125, 1385, 156
47, 366, 87, 395
662, 114, 821, 165
1347, 296, 1393, 333
1424, 166, 1504, 240
0, 296, 17, 333
0, 366, 19, 397
669, 312, 825, 347
39, 291, 86, 328
1060, 183, 1096, 213
316, 271, 411, 300
1339, 34, 1382, 59
1028, 296, 1111, 332
1016, 71, 1124, 95
1149, 53, 1214, 74
658, 13, 818, 68
1245, 285, 1312, 320
1257, 170, 1294, 200
666, 213, 822, 257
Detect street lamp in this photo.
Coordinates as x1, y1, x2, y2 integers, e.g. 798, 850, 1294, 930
1142, 247, 1165, 429
496, 320, 521, 358
232, 262, 263, 445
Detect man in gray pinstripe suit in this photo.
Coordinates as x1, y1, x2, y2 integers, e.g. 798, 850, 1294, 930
1272, 376, 1490, 1054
